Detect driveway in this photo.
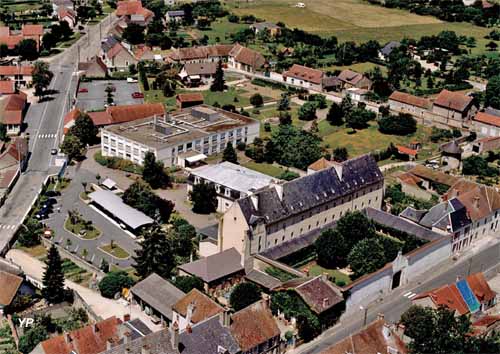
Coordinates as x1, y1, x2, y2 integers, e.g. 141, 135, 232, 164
46, 164, 139, 269
76, 80, 142, 111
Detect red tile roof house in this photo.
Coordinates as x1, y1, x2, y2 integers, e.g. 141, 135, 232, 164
0, 138, 29, 200
172, 288, 224, 331
101, 41, 138, 71
63, 103, 165, 134
472, 136, 500, 155
0, 79, 16, 95
0, 92, 28, 135
283, 64, 326, 91
473, 111, 500, 138
0, 66, 34, 87
58, 7, 77, 28
431, 89, 477, 123
176, 93, 204, 109
0, 24, 44, 51
337, 69, 372, 90
116, 0, 154, 25
228, 44, 267, 74
395, 145, 418, 161
167, 44, 234, 65
389, 91, 432, 118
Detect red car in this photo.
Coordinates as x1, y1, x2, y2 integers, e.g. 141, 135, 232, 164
132, 92, 144, 99
78, 87, 88, 93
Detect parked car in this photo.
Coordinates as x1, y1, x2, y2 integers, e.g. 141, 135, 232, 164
45, 190, 61, 197
78, 87, 88, 93
127, 77, 138, 83
132, 92, 144, 99
50, 148, 58, 155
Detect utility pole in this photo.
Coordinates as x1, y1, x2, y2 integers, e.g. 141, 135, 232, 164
99, 21, 102, 40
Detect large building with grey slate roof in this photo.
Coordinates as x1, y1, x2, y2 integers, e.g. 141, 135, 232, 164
216, 154, 384, 265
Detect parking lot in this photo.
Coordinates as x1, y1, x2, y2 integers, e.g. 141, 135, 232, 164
76, 80, 143, 111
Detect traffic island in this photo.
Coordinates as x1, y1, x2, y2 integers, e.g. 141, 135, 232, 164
64, 210, 102, 240
99, 242, 130, 260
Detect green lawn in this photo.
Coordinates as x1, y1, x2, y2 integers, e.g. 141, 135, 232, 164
321, 62, 387, 75
319, 121, 438, 160
64, 217, 101, 240
242, 161, 287, 177
100, 243, 130, 259
15, 244, 47, 259
194, 18, 248, 44
61, 258, 92, 284
307, 263, 352, 285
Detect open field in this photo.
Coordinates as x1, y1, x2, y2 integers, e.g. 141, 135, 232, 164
228, 0, 493, 52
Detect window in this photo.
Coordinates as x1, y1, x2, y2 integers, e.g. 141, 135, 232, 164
178, 144, 184, 152
204, 137, 209, 145
187, 142, 193, 150
212, 135, 218, 142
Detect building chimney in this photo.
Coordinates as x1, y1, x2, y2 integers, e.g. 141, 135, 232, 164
219, 308, 231, 327
186, 302, 195, 324
92, 323, 99, 334
170, 321, 179, 350
377, 313, 385, 321
473, 196, 480, 209
186, 324, 192, 333
141, 345, 151, 354
123, 314, 131, 322
262, 293, 270, 309
322, 297, 329, 308
250, 193, 259, 210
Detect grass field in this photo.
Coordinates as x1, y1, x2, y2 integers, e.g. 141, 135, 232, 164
242, 161, 287, 177
301, 262, 352, 285
64, 217, 101, 240
228, 0, 493, 51
100, 243, 130, 259
318, 121, 438, 159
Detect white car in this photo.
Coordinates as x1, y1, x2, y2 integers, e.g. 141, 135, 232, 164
127, 77, 138, 83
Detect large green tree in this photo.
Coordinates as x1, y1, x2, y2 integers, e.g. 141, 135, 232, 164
210, 60, 225, 92
16, 39, 39, 61
345, 107, 375, 130
32, 61, 54, 99
133, 224, 176, 279
485, 75, 500, 109
122, 23, 145, 44
122, 181, 174, 222
298, 102, 317, 121
336, 211, 376, 248
18, 325, 48, 354
347, 238, 386, 279
326, 102, 344, 126
189, 183, 218, 214
378, 113, 417, 135
171, 275, 204, 293
18, 217, 43, 247
42, 245, 66, 304
69, 112, 98, 146
142, 151, 170, 189
60, 134, 85, 161
222, 142, 238, 164
98, 271, 134, 298
314, 229, 349, 269
229, 282, 262, 311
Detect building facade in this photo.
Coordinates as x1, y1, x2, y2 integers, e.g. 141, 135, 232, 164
101, 105, 260, 167
388, 91, 432, 118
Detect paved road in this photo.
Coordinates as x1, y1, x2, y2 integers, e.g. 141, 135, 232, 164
0, 14, 116, 255
294, 239, 500, 354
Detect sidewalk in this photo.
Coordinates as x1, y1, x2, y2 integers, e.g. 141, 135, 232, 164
6, 249, 162, 332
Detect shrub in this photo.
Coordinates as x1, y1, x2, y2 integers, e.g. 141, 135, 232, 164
98, 271, 134, 299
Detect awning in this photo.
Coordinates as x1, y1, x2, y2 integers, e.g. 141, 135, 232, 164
186, 153, 207, 163
188, 75, 201, 80
102, 178, 117, 190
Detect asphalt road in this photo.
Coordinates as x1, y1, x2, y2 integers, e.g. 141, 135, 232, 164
295, 240, 500, 354
0, 14, 117, 255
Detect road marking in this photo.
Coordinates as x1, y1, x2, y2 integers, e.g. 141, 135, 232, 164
403, 292, 417, 299
0, 224, 16, 229
38, 133, 57, 139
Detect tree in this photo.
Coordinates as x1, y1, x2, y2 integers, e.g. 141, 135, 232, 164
315, 229, 348, 269
298, 102, 317, 121
60, 134, 84, 161
18, 325, 49, 354
171, 275, 204, 293
18, 218, 43, 247
0, 123, 6, 142
222, 142, 238, 164
210, 60, 225, 92
485, 75, 500, 109
278, 93, 290, 111
462, 155, 497, 177
162, 80, 175, 97
250, 93, 264, 107
229, 282, 262, 311
336, 211, 376, 248
42, 31, 58, 51
326, 102, 344, 126
279, 111, 292, 125
58, 20, 73, 40
16, 39, 38, 61
189, 183, 217, 214
345, 107, 375, 130
378, 113, 417, 135
139, 65, 149, 91
98, 271, 134, 298
169, 220, 196, 259
32, 61, 54, 99
486, 41, 498, 51
142, 151, 170, 189
122, 23, 145, 45
42, 245, 66, 304
278, 170, 299, 181
100, 258, 109, 273
123, 181, 174, 222
348, 238, 386, 279
69, 112, 98, 146
0, 43, 8, 58
133, 224, 175, 279
332, 147, 348, 162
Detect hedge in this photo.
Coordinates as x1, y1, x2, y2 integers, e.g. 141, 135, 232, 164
94, 151, 143, 174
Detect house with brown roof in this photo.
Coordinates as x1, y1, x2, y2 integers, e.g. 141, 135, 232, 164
250, 22, 281, 37
0, 92, 27, 135
472, 136, 500, 155
101, 39, 137, 71
395, 145, 418, 161
116, 0, 154, 25
473, 111, 500, 137
389, 91, 432, 118
167, 45, 234, 65
412, 272, 495, 315
307, 157, 335, 174
432, 89, 477, 122
0, 270, 24, 314
178, 62, 217, 87
78, 56, 108, 78
31, 316, 153, 354
0, 65, 34, 87
172, 289, 224, 331
337, 69, 372, 90
58, 7, 77, 28
397, 165, 459, 201
228, 44, 267, 74
176, 93, 204, 109
283, 64, 326, 91
320, 318, 407, 354
230, 300, 281, 354
0, 24, 44, 51
0, 79, 16, 95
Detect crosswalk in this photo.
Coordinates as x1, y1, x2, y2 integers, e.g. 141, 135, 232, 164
0, 224, 16, 230
38, 133, 57, 139
403, 291, 418, 299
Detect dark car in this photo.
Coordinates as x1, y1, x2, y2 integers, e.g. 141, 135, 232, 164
132, 92, 144, 99
45, 191, 61, 197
